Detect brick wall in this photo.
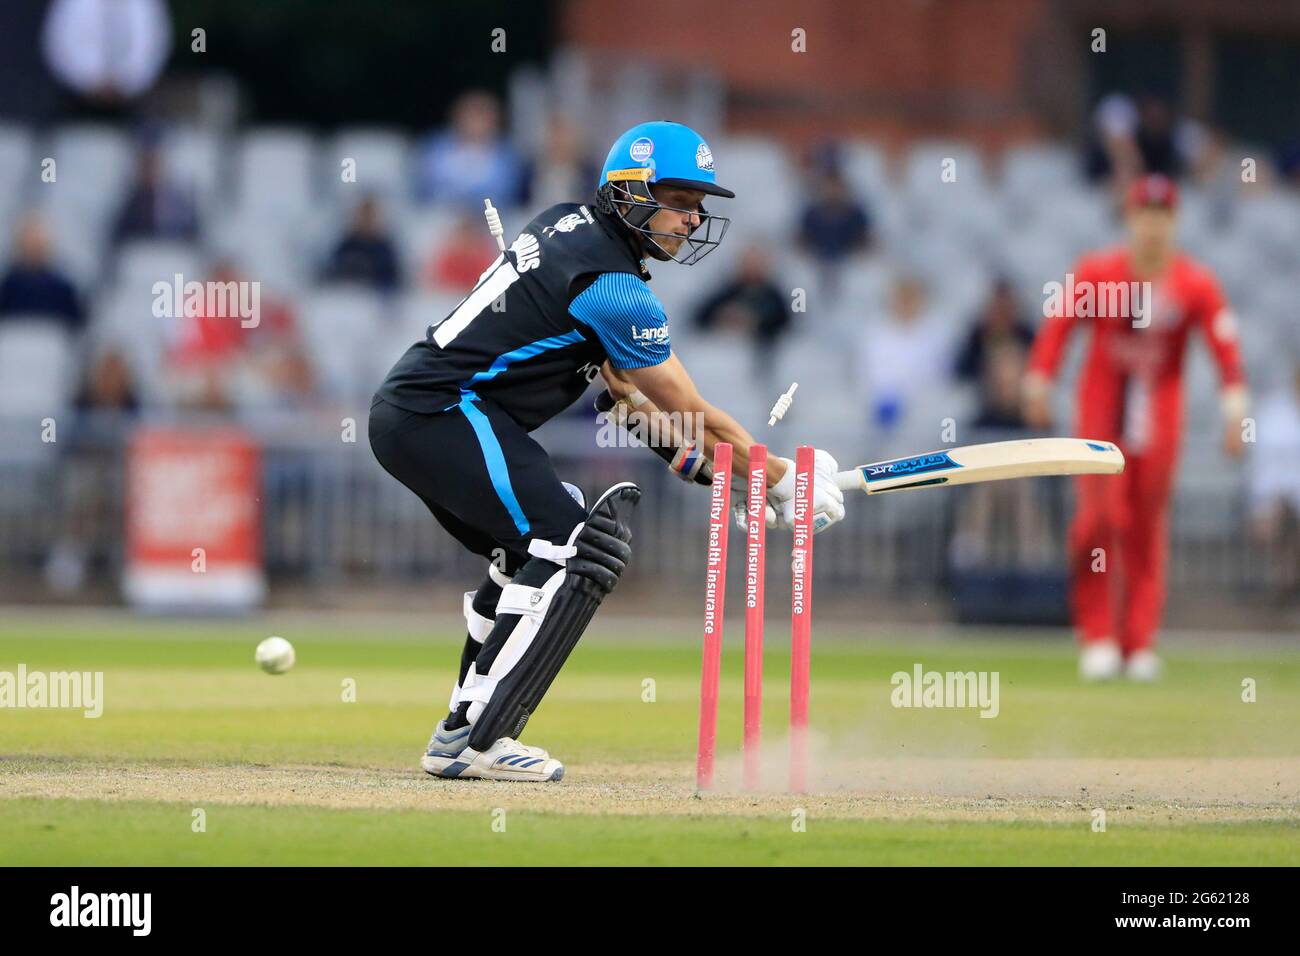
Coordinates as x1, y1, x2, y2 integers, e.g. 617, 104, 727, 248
560, 0, 1054, 149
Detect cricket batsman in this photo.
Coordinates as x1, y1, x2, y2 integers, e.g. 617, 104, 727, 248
369, 121, 845, 781
1023, 173, 1248, 681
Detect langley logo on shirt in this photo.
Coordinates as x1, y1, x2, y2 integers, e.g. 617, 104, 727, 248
630, 324, 669, 345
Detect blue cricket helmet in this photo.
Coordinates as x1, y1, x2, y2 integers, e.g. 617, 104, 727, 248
596, 121, 733, 265
598, 120, 735, 199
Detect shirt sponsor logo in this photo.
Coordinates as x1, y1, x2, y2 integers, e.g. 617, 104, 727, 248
509, 233, 541, 271
631, 324, 670, 345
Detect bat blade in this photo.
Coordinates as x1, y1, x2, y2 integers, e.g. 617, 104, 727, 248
834, 438, 1124, 495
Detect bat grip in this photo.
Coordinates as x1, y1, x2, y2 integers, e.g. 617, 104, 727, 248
834, 470, 861, 492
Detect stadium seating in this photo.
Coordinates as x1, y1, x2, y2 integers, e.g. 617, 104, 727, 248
0, 117, 1290, 489
46, 124, 134, 226
234, 127, 318, 220
302, 286, 387, 401
0, 319, 76, 418
161, 125, 226, 215
324, 128, 412, 204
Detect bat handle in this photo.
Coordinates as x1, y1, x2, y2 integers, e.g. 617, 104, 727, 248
834, 470, 863, 492
484, 198, 506, 252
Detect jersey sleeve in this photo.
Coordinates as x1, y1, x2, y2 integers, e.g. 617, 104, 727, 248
1193, 268, 1249, 422
568, 272, 671, 370
1027, 255, 1091, 382
1195, 271, 1246, 388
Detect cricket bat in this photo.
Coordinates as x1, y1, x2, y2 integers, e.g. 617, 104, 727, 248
834, 438, 1124, 495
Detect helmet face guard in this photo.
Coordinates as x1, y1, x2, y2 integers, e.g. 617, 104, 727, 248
597, 175, 731, 266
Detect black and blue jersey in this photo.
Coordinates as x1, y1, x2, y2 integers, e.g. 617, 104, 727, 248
376, 203, 671, 431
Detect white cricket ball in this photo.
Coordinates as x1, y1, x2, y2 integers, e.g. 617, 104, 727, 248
255, 636, 295, 675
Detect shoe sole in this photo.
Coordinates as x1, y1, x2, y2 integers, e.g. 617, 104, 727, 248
420, 755, 564, 782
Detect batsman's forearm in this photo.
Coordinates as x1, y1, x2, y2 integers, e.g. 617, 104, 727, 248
700, 402, 788, 485
610, 357, 788, 484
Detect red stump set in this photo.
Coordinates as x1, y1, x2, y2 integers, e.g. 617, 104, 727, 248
696, 443, 815, 793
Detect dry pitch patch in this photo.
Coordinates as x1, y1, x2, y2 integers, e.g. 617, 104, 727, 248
3, 755, 1297, 825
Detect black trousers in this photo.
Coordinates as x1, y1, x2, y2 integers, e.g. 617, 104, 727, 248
368, 396, 588, 574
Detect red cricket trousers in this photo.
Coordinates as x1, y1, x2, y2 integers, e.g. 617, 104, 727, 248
1068, 443, 1178, 655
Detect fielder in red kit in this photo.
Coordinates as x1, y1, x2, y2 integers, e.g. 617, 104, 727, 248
1023, 174, 1248, 681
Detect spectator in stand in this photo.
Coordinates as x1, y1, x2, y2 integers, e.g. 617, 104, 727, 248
111, 137, 200, 244
165, 259, 302, 411
243, 306, 317, 410
954, 277, 1035, 386
1132, 95, 1186, 178
0, 213, 83, 331
523, 113, 599, 208
797, 169, 871, 262
1085, 92, 1141, 187
855, 274, 950, 436
1085, 92, 1202, 191
75, 347, 140, 416
45, 344, 142, 596
41, 0, 171, 116
797, 153, 872, 300
949, 290, 1047, 572
322, 195, 401, 293
242, 266, 314, 409
1278, 138, 1300, 190
415, 90, 524, 208
948, 339, 1054, 572
972, 341, 1030, 432
425, 213, 497, 292
692, 242, 792, 376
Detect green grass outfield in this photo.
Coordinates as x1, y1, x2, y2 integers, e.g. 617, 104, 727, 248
1, 613, 1298, 865
3, 798, 1294, 866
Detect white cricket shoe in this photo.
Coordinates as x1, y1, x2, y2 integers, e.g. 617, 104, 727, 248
421, 734, 563, 782
1079, 641, 1123, 681
1125, 650, 1163, 682
421, 719, 549, 769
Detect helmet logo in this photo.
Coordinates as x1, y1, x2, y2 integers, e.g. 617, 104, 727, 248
696, 143, 714, 171
629, 137, 654, 163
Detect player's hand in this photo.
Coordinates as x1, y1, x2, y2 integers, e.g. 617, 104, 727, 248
1223, 420, 1246, 459
733, 500, 778, 532
768, 449, 846, 534
1023, 391, 1053, 430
